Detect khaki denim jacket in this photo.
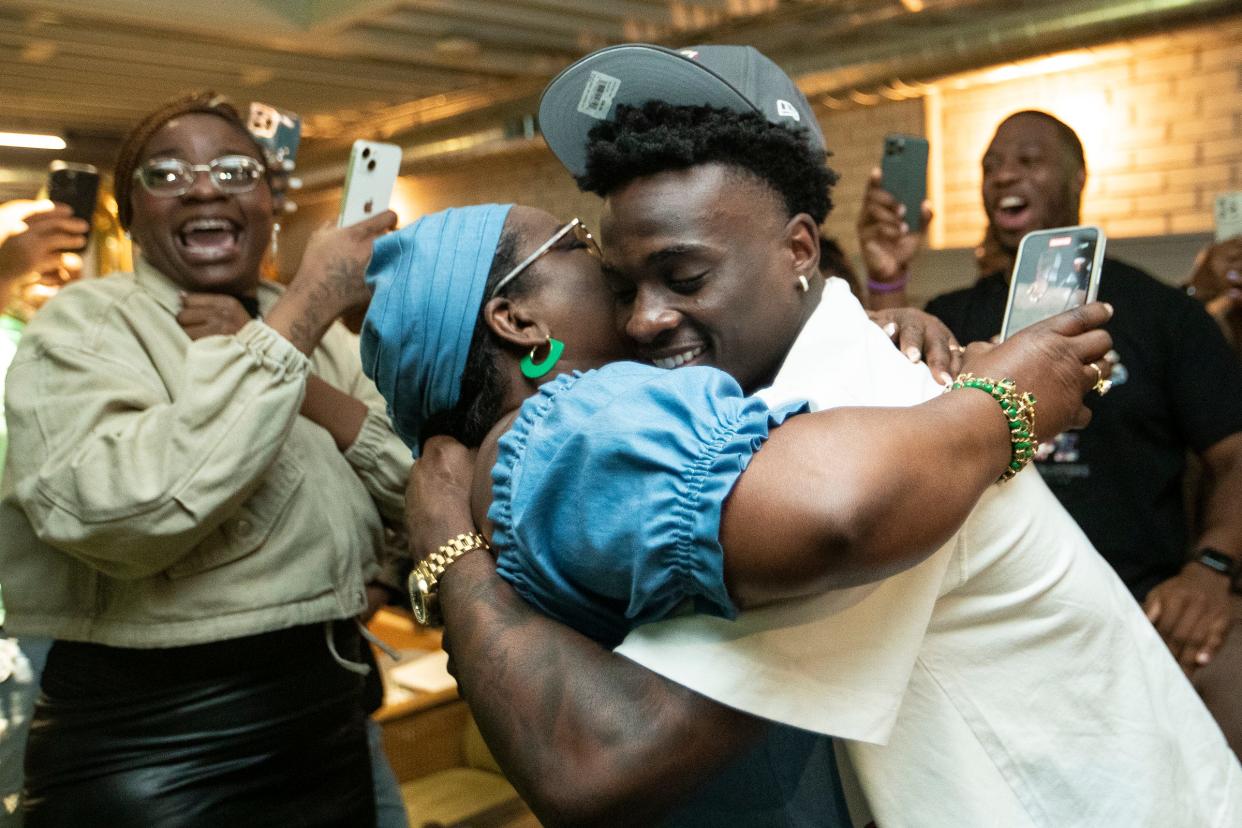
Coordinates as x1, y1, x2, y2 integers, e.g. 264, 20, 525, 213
0, 259, 412, 647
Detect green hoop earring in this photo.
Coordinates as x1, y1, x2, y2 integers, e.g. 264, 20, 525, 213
521, 336, 565, 379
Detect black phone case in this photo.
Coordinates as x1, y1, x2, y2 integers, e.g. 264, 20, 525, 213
48, 168, 100, 222
881, 135, 929, 233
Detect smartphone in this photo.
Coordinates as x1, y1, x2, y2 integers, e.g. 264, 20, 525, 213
247, 102, 302, 169
47, 161, 99, 252
881, 134, 929, 233
338, 140, 401, 228
1214, 192, 1242, 242
1001, 226, 1105, 341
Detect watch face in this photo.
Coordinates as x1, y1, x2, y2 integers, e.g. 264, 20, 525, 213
412, 591, 430, 626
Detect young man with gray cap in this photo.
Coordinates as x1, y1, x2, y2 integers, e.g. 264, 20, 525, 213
410, 43, 1241, 827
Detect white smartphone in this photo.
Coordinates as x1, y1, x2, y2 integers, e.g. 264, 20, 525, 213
338, 140, 401, 227
1001, 225, 1105, 341
1214, 192, 1242, 242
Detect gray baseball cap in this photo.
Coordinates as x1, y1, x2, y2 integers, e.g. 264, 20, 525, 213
538, 43, 824, 179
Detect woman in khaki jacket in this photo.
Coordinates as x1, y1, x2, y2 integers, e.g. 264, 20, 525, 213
0, 93, 411, 826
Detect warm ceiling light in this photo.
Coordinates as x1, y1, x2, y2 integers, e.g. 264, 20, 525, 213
0, 131, 66, 150
900, 0, 925, 11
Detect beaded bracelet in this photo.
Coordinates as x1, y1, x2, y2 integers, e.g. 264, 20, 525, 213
949, 373, 1038, 482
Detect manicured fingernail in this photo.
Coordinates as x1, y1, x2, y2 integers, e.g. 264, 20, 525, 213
900, 223, 909, 235
1197, 650, 1211, 665
1103, 302, 1114, 315
1227, 269, 1240, 283
883, 322, 898, 337
1105, 349, 1119, 364
938, 371, 953, 385
904, 346, 921, 362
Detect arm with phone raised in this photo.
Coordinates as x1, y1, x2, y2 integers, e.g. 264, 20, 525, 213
857, 135, 933, 310
0, 200, 90, 297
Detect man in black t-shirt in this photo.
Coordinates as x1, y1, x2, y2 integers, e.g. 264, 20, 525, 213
858, 110, 1242, 756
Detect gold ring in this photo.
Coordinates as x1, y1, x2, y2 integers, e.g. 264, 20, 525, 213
1090, 362, 1112, 395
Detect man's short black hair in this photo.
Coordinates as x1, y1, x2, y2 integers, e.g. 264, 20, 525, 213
577, 101, 837, 225
1000, 110, 1086, 172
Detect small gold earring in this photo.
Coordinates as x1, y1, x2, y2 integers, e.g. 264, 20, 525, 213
797, 274, 810, 293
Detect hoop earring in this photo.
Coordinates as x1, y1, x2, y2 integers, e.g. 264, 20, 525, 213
796, 274, 810, 293
270, 221, 281, 261
521, 336, 565, 380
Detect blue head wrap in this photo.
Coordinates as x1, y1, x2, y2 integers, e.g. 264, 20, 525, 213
361, 203, 514, 454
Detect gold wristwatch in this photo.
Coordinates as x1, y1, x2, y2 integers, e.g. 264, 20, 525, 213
409, 532, 490, 627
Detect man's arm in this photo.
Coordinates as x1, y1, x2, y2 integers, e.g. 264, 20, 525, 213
1145, 431, 1242, 673
408, 441, 766, 826
441, 553, 766, 827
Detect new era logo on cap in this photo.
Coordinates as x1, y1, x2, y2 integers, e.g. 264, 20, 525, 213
776, 99, 801, 122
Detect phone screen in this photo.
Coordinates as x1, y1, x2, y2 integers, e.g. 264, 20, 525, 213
1001, 226, 1104, 340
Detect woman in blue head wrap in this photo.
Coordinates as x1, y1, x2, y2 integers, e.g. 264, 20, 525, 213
363, 200, 1114, 825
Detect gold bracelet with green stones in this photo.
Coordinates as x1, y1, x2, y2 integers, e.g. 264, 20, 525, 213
949, 373, 1037, 483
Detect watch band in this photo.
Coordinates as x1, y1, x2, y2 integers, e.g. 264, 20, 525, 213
1195, 547, 1239, 579
409, 532, 489, 627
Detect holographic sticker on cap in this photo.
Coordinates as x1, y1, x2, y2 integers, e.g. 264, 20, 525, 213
578, 70, 621, 120
776, 99, 802, 122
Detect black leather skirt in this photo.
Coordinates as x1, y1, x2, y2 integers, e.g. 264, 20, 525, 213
23, 622, 375, 828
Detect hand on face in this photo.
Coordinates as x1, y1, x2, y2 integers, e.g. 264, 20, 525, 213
1144, 563, 1234, 675
867, 306, 962, 384
0, 201, 89, 284
960, 301, 1113, 440
857, 167, 931, 284
176, 292, 252, 340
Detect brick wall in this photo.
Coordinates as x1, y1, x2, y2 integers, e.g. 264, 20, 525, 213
929, 15, 1242, 250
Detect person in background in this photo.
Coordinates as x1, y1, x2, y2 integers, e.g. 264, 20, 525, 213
0, 91, 409, 826
0, 199, 89, 826
860, 109, 1242, 756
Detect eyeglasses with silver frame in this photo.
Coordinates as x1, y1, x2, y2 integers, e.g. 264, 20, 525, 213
490, 217, 601, 299
134, 154, 267, 198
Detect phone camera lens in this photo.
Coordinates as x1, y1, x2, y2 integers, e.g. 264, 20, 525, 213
361, 147, 371, 159
367, 159, 377, 172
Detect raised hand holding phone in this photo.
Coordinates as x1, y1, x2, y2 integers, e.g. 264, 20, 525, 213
338, 140, 401, 228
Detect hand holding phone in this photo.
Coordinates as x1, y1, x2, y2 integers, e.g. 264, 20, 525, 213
1001, 225, 1105, 340
880, 134, 929, 234
47, 162, 99, 252
338, 141, 401, 228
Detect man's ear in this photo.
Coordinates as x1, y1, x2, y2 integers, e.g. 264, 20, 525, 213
482, 296, 547, 352
784, 213, 821, 276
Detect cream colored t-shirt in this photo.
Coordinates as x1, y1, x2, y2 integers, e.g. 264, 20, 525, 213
616, 279, 1242, 828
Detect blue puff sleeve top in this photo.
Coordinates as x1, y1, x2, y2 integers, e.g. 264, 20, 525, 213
489, 362, 808, 647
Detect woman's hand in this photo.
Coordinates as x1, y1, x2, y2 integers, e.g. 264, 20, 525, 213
868, 306, 963, 384
176, 293, 251, 340
961, 302, 1114, 440
265, 210, 398, 354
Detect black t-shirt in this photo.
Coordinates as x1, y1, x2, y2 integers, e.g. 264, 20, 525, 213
927, 257, 1242, 599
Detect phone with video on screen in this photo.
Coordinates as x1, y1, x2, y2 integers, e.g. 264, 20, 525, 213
881, 134, 929, 233
47, 161, 100, 252
1000, 225, 1105, 341
1214, 192, 1242, 242
338, 140, 401, 228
